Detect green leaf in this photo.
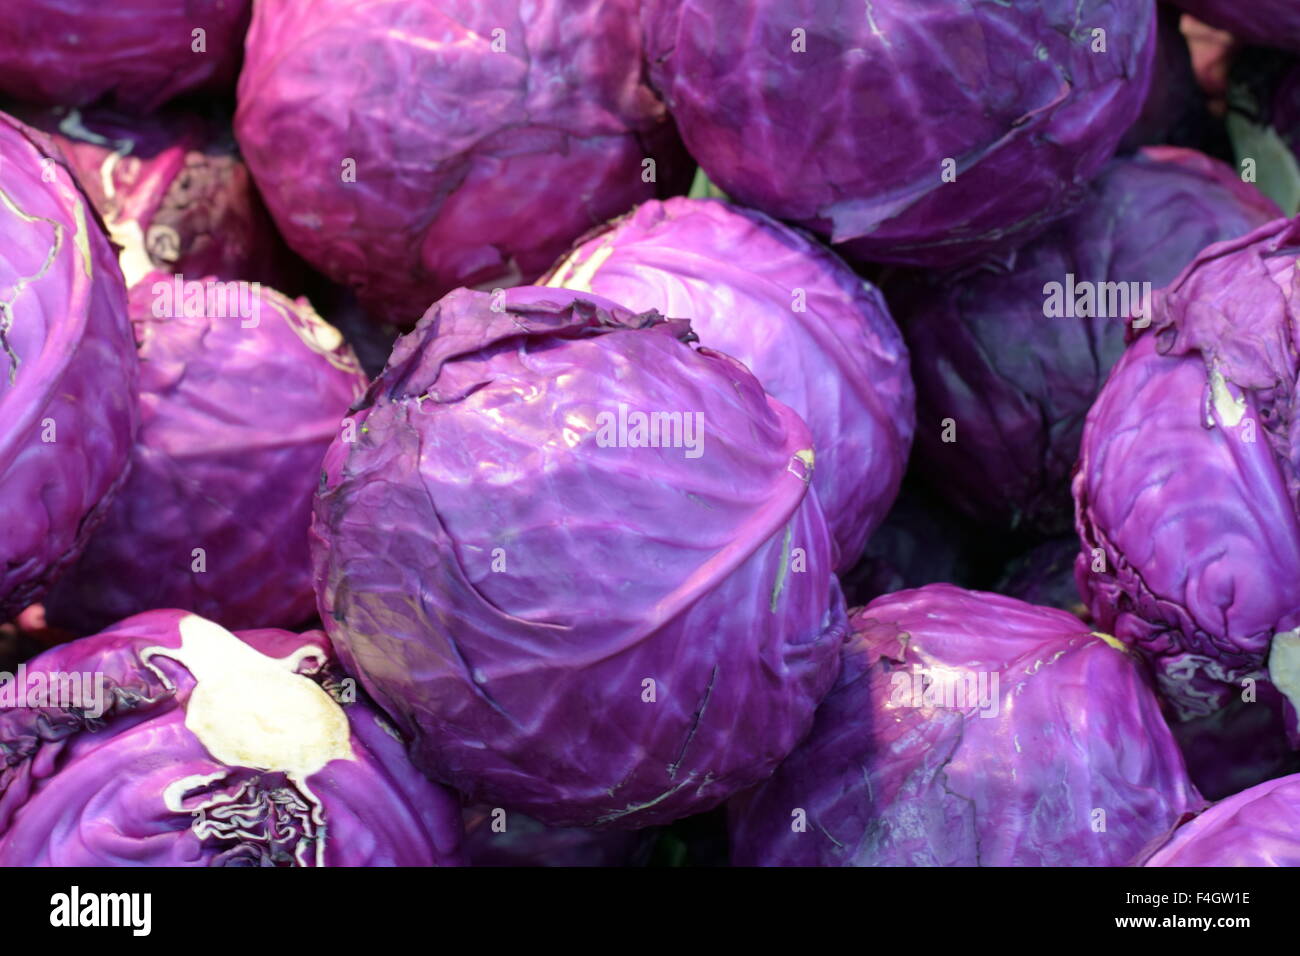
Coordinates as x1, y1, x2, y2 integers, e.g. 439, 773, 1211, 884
1227, 78, 1300, 216
687, 167, 730, 202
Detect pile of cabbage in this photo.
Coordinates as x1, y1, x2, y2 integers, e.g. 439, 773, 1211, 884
0, 0, 1297, 870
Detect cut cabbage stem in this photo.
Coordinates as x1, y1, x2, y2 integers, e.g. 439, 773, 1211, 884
140, 614, 356, 866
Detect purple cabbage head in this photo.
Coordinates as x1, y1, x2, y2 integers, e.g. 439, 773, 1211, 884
641, 0, 1156, 269
17, 105, 301, 291
727, 585, 1203, 866
542, 197, 914, 570
462, 805, 653, 868
897, 146, 1279, 536
311, 287, 846, 828
1168, 0, 1300, 54
45, 272, 367, 634
0, 1, 251, 112
0, 112, 137, 620
235, 0, 690, 326
1074, 216, 1300, 733
1145, 773, 1300, 866
0, 610, 464, 866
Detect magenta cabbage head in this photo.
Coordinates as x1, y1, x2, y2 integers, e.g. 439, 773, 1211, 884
23, 106, 300, 291
312, 287, 846, 828
1168, 0, 1300, 54
1145, 773, 1300, 866
0, 1, 250, 112
0, 112, 137, 620
642, 0, 1156, 269
45, 273, 366, 634
899, 147, 1279, 536
0, 610, 464, 866
727, 585, 1203, 867
543, 197, 914, 569
1074, 216, 1300, 729
235, 0, 689, 326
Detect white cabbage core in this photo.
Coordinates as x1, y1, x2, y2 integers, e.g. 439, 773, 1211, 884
1209, 368, 1246, 428
1269, 628, 1300, 720
544, 241, 613, 292
141, 614, 355, 865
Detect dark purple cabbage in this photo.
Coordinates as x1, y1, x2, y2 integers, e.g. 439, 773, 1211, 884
896, 146, 1278, 536
0, 625, 39, 675
45, 274, 367, 633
